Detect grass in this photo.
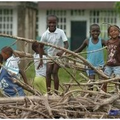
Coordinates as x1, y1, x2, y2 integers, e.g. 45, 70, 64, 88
25, 48, 108, 80
25, 62, 85, 92
25, 49, 115, 93
25, 64, 84, 85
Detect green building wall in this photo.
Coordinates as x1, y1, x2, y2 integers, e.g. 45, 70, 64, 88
0, 37, 17, 51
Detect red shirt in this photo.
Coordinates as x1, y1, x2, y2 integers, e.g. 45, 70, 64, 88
106, 38, 120, 66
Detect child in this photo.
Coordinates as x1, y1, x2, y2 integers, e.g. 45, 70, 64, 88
0, 53, 25, 97
39, 15, 69, 94
32, 41, 47, 94
1, 46, 28, 84
74, 24, 106, 90
104, 25, 120, 92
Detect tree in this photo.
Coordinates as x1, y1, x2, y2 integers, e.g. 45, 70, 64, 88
114, 2, 120, 12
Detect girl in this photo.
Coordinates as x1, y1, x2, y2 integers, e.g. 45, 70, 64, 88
104, 25, 120, 92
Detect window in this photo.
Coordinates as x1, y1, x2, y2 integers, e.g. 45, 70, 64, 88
0, 9, 13, 35
90, 10, 117, 39
71, 10, 85, 16
46, 10, 67, 34
36, 10, 39, 37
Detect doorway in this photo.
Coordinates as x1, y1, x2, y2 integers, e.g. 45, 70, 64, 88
71, 21, 86, 50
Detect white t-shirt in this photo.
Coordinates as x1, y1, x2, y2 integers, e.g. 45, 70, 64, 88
40, 28, 68, 56
33, 53, 46, 77
5, 55, 20, 75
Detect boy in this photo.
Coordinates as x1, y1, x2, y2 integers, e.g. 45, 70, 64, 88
39, 15, 69, 94
32, 41, 47, 94
1, 46, 28, 84
0, 53, 25, 97
74, 24, 106, 91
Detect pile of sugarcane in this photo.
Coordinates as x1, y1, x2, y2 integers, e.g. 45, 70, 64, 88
0, 33, 120, 118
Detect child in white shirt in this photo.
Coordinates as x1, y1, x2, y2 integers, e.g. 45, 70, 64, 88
32, 41, 47, 94
1, 46, 28, 84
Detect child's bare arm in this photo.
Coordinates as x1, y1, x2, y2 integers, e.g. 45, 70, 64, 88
74, 39, 88, 53
56, 41, 69, 56
37, 43, 44, 69
102, 39, 107, 46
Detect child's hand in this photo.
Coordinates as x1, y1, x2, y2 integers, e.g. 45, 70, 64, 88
64, 52, 71, 56
37, 59, 43, 69
56, 51, 64, 56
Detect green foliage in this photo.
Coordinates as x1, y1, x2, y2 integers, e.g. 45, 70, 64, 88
59, 68, 85, 83
25, 63, 35, 84
114, 2, 120, 13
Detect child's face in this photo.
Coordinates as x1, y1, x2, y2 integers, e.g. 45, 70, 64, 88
108, 26, 120, 39
47, 16, 57, 32
1, 51, 9, 61
34, 47, 39, 54
90, 26, 100, 39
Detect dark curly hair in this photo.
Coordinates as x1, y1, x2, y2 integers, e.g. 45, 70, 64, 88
0, 54, 3, 64
108, 25, 120, 36
1, 46, 13, 56
32, 41, 39, 53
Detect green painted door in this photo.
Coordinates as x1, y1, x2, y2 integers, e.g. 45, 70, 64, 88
71, 21, 86, 51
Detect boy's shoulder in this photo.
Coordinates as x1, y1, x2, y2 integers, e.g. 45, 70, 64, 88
56, 28, 65, 34
6, 56, 13, 62
42, 28, 65, 37
7, 55, 20, 62
56, 28, 64, 31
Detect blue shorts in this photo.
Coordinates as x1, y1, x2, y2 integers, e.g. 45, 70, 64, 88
104, 66, 120, 77
86, 69, 95, 76
86, 66, 103, 76
17, 89, 25, 96
5, 89, 25, 97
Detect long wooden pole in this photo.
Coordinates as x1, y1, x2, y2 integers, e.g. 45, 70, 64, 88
0, 33, 109, 79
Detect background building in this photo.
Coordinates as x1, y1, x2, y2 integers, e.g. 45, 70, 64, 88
37, 2, 120, 50
0, 1, 119, 51
0, 2, 37, 53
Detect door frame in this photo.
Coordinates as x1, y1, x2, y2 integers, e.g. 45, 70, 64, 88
69, 17, 89, 49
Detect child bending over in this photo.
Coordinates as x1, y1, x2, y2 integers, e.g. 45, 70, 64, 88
32, 41, 47, 95
0, 53, 25, 97
1, 46, 28, 84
